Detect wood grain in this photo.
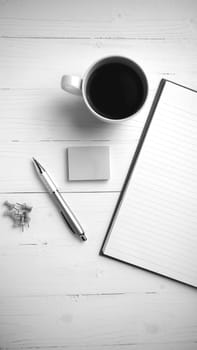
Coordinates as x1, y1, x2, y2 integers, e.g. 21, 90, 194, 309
0, 88, 152, 141
0, 0, 197, 348
0, 293, 197, 349
0, 141, 138, 193
0, 193, 195, 295
0, 39, 196, 89
0, 0, 196, 39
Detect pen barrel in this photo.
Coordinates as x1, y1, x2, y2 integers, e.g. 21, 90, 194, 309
51, 190, 84, 235
33, 159, 87, 240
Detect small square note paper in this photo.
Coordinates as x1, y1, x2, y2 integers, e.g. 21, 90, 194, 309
67, 146, 110, 181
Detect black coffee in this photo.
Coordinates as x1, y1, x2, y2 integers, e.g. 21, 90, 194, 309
86, 62, 147, 120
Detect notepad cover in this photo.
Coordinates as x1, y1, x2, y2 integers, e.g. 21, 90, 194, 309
101, 80, 197, 288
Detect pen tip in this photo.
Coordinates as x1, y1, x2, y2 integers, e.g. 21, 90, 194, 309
80, 233, 87, 241
32, 157, 44, 174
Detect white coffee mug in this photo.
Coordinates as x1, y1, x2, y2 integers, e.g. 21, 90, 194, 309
61, 56, 148, 123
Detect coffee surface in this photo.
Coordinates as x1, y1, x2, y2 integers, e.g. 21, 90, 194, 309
86, 62, 146, 119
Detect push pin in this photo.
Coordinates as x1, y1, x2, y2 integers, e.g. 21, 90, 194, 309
3, 201, 32, 231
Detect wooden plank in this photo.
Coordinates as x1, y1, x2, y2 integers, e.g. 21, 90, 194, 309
0, 293, 197, 349
0, 0, 196, 39
0, 192, 192, 296
0, 88, 151, 141
0, 141, 138, 192
0, 38, 196, 89
0, 1, 196, 348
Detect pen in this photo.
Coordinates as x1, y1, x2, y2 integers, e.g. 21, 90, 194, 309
32, 158, 87, 241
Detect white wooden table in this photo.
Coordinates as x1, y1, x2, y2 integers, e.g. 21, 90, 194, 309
0, 1, 197, 349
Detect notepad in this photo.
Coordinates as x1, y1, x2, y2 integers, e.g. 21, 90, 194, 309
101, 80, 197, 288
67, 146, 110, 181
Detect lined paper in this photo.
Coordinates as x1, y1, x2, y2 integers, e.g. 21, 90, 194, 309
103, 81, 197, 287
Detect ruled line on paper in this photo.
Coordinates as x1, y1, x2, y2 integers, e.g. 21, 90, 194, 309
103, 81, 197, 287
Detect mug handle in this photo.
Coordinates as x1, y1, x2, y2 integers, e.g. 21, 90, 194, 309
61, 75, 82, 96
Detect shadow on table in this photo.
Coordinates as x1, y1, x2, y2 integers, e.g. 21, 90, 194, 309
51, 96, 120, 139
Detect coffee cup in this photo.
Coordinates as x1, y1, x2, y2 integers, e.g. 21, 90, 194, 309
61, 56, 148, 123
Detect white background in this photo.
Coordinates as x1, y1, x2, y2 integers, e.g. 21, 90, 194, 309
0, 0, 197, 349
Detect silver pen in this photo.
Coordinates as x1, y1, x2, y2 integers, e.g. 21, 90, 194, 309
32, 158, 87, 241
